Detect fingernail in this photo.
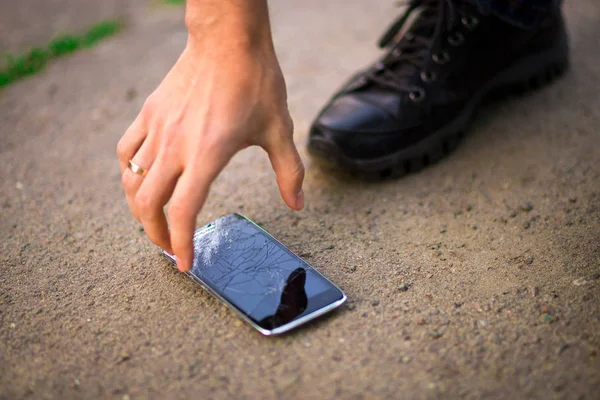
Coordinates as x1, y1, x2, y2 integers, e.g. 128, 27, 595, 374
296, 188, 305, 210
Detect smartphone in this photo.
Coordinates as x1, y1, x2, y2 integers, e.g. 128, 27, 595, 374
162, 213, 346, 336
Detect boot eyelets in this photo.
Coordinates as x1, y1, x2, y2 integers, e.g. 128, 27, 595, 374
420, 71, 436, 82
448, 32, 465, 46
409, 88, 426, 103
461, 16, 479, 30
432, 51, 450, 64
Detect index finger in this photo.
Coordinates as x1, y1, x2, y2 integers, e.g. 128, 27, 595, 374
167, 150, 233, 272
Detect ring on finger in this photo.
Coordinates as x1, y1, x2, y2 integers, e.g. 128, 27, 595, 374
128, 160, 149, 177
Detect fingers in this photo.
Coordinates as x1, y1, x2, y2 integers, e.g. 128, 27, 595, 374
117, 116, 147, 174
168, 150, 232, 272
168, 173, 211, 272
121, 136, 157, 222
134, 151, 182, 254
264, 129, 305, 211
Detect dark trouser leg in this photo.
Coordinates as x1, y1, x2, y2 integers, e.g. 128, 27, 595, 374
472, 0, 563, 28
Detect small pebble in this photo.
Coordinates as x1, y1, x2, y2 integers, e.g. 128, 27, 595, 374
529, 286, 539, 298
525, 257, 534, 265
523, 222, 531, 229
521, 202, 534, 212
400, 355, 412, 363
572, 277, 589, 286
15, 182, 23, 190
429, 330, 443, 339
558, 344, 569, 354
371, 300, 380, 307
510, 211, 518, 218
346, 302, 355, 310
540, 305, 551, 314
398, 283, 409, 292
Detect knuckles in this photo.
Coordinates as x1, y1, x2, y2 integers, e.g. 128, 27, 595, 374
121, 171, 138, 192
141, 95, 157, 117
167, 200, 189, 224
116, 138, 129, 160
134, 191, 155, 215
160, 122, 184, 154
292, 160, 306, 180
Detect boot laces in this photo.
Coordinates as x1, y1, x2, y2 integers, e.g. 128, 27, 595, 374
362, 0, 478, 100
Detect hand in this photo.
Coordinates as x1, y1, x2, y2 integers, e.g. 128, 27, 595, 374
117, 39, 305, 272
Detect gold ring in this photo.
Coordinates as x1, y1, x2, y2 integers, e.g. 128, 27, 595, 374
128, 160, 148, 177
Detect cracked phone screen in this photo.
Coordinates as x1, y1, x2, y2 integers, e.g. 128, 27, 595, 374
190, 214, 342, 330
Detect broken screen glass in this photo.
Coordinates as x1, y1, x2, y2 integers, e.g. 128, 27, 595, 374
190, 214, 340, 330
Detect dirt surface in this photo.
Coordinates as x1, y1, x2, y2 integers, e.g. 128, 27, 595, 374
1, 1, 599, 399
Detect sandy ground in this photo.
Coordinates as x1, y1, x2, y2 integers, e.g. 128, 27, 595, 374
1, 1, 599, 399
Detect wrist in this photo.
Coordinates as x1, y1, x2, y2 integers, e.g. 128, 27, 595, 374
185, 1, 275, 55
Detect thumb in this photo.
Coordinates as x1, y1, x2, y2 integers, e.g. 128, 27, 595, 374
265, 132, 305, 211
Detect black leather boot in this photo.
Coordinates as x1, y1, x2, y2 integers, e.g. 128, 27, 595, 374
308, 0, 569, 178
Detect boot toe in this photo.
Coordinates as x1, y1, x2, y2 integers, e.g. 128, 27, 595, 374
309, 95, 400, 160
